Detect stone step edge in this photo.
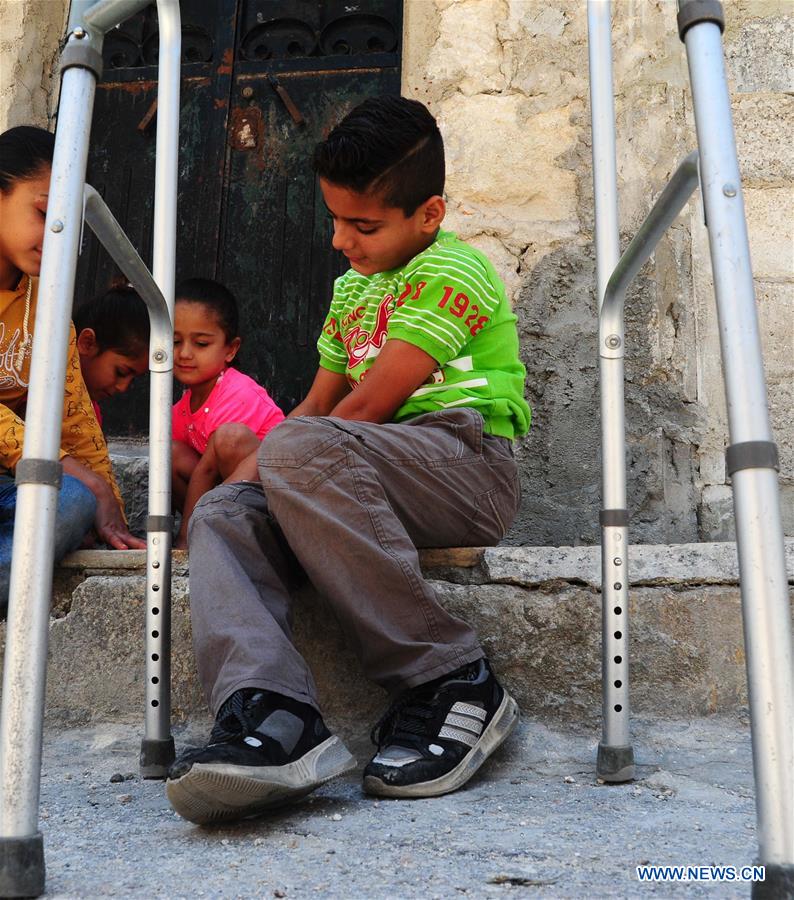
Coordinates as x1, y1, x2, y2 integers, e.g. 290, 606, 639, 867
59, 539, 794, 589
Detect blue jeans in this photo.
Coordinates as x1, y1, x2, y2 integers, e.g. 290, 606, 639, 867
0, 473, 96, 614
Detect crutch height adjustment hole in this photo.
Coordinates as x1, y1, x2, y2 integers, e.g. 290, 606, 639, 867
614, 655, 622, 664
614, 679, 622, 688
152, 677, 159, 684
151, 653, 159, 661
151, 700, 159, 707
614, 704, 622, 712
152, 607, 159, 615
152, 630, 159, 638
613, 582, 622, 591
614, 606, 622, 615
614, 631, 622, 639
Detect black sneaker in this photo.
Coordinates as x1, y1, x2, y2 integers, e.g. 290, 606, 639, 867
166, 689, 356, 824
363, 658, 519, 798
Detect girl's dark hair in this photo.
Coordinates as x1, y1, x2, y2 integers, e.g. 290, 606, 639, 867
0, 126, 55, 193
313, 96, 445, 216
175, 278, 239, 342
73, 279, 150, 357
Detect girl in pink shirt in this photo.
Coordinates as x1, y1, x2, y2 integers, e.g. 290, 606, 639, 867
172, 279, 284, 547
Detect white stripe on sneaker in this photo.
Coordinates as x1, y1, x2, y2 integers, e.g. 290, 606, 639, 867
450, 702, 487, 721
439, 725, 478, 747
445, 713, 483, 734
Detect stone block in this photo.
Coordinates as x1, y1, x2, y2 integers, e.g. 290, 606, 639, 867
108, 442, 149, 536
422, 0, 507, 97
699, 484, 737, 542
724, 13, 794, 93
768, 376, 794, 482
756, 281, 794, 381
743, 187, 794, 280
733, 92, 794, 185
0, 0, 67, 129
441, 95, 579, 248
699, 483, 794, 541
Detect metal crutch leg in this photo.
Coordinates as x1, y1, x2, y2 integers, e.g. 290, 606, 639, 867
678, 1, 794, 894
132, 0, 180, 780
82, 184, 176, 779
0, 13, 103, 897
587, 0, 635, 784
0, 0, 178, 892
80, 0, 181, 779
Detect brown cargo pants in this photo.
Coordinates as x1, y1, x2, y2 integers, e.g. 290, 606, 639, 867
187, 408, 521, 716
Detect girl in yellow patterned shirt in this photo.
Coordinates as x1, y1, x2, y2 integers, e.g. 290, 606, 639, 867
0, 126, 144, 613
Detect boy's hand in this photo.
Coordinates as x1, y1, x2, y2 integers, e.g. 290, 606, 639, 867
94, 489, 147, 550
61, 455, 146, 550
289, 368, 351, 418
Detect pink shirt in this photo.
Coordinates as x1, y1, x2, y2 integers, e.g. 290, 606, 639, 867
172, 367, 284, 455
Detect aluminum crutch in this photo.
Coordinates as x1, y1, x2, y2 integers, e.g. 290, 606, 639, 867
678, 1, 794, 894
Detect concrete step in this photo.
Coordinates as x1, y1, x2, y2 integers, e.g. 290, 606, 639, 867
1, 542, 792, 735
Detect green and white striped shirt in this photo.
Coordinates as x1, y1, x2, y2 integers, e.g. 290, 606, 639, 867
317, 230, 531, 440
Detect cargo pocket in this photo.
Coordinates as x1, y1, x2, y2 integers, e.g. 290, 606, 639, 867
257, 419, 347, 492
458, 473, 520, 547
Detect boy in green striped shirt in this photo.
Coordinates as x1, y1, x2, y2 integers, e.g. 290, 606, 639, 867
167, 97, 532, 825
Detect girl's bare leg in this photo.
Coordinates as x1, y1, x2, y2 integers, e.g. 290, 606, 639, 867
177, 424, 261, 548
172, 441, 200, 511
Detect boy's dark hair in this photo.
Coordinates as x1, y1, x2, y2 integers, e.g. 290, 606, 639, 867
74, 280, 150, 357
176, 278, 239, 342
0, 126, 55, 193
313, 96, 444, 216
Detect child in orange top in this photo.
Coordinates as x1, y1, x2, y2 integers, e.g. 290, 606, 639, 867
74, 281, 150, 426
0, 126, 144, 611
172, 278, 284, 548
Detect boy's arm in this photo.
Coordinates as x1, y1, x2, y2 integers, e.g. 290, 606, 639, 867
222, 345, 435, 484
289, 367, 351, 418
61, 456, 146, 550
328, 340, 437, 423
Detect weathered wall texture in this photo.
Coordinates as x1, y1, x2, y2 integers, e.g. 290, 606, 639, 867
402, 0, 793, 547
0, 0, 67, 130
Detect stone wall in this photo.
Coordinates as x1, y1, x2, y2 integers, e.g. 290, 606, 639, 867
402, 0, 793, 546
1, 1, 791, 549
0, 0, 67, 129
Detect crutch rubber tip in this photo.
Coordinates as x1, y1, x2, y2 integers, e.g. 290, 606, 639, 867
139, 736, 176, 780
596, 742, 635, 783
0, 832, 45, 898
751, 864, 794, 899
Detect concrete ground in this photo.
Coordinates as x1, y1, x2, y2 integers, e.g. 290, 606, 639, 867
36, 714, 760, 899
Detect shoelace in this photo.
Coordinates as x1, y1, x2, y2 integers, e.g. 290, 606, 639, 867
370, 662, 486, 748
209, 691, 263, 744
370, 692, 438, 749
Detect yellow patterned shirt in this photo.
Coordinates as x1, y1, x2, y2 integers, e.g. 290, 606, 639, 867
0, 275, 123, 509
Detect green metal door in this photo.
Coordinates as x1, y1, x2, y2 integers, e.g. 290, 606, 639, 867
77, 0, 402, 435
